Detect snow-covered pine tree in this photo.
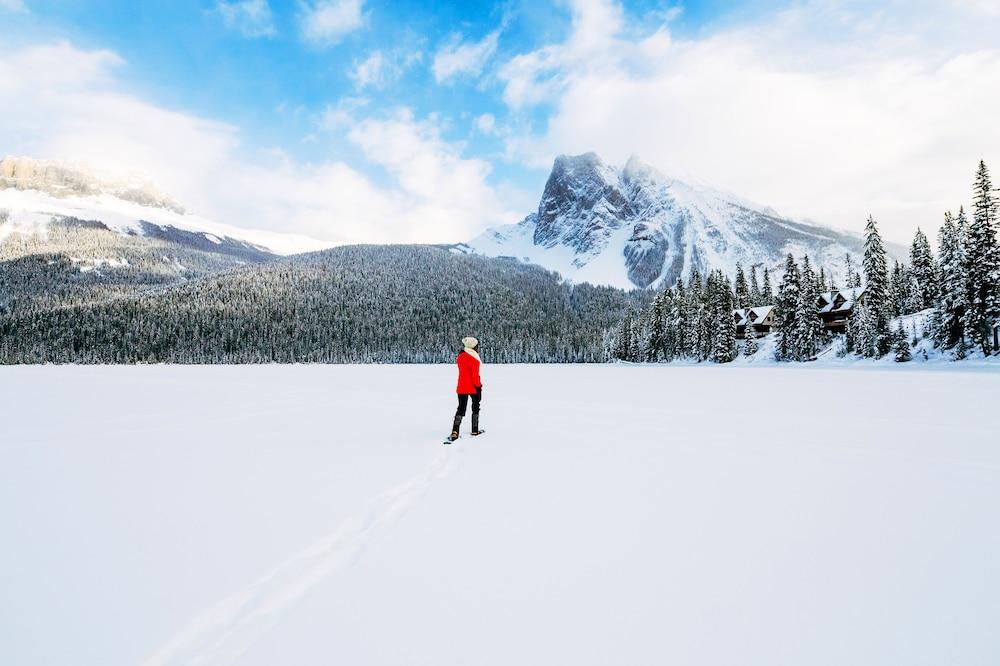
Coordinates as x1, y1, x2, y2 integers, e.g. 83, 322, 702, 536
687, 269, 705, 359
863, 215, 891, 356
935, 210, 967, 348
893, 324, 912, 362
674, 277, 689, 358
761, 268, 774, 304
647, 290, 667, 362
775, 254, 801, 361
749, 264, 761, 306
909, 227, 938, 309
629, 311, 645, 362
794, 256, 822, 360
734, 263, 750, 309
851, 302, 875, 358
963, 160, 1000, 354
613, 314, 633, 361
743, 313, 758, 356
712, 272, 737, 363
844, 253, 861, 288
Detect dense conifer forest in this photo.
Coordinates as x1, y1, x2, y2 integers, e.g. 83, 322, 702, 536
0, 243, 647, 363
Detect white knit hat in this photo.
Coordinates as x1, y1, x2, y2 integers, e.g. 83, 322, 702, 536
462, 336, 478, 349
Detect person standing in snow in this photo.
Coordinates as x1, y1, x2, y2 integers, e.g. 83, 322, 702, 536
449, 336, 484, 442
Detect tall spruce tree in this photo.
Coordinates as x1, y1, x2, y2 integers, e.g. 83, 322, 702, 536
863, 215, 891, 356
647, 290, 667, 361
935, 210, 968, 348
674, 277, 689, 357
893, 324, 912, 362
775, 254, 801, 361
761, 268, 774, 304
963, 160, 1000, 354
734, 263, 750, 309
749, 264, 761, 306
795, 256, 822, 360
743, 313, 758, 356
909, 227, 938, 309
713, 274, 737, 363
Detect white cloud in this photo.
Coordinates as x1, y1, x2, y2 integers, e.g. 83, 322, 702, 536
500, 0, 1000, 243
350, 49, 421, 89
0, 40, 516, 246
300, 0, 365, 45
216, 0, 275, 38
351, 51, 387, 88
0, 0, 27, 12
475, 113, 497, 135
346, 108, 516, 240
432, 29, 500, 83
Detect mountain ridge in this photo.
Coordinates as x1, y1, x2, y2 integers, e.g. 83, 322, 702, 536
469, 152, 897, 290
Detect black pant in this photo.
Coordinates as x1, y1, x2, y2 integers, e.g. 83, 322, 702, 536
455, 386, 482, 418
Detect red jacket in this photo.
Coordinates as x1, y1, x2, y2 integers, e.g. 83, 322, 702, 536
456, 351, 482, 394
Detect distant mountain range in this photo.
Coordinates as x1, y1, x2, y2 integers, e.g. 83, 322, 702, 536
467, 153, 901, 290
0, 157, 330, 258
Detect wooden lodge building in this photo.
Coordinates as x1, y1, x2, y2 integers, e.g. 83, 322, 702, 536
734, 287, 867, 339
816, 287, 866, 333
734, 306, 776, 338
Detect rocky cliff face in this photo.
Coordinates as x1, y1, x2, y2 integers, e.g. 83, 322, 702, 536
469, 153, 879, 290
0, 157, 185, 214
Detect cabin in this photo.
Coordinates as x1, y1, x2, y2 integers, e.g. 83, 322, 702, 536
734, 305, 776, 339
816, 287, 865, 333
733, 288, 866, 339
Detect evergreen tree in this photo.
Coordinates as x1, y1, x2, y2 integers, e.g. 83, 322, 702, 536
674, 277, 689, 357
734, 263, 750, 309
761, 268, 774, 304
851, 302, 876, 358
935, 210, 967, 348
909, 227, 938, 309
893, 324, 912, 362
795, 256, 823, 360
863, 215, 891, 356
646, 290, 667, 361
775, 254, 801, 361
963, 160, 1000, 354
749, 264, 761, 306
613, 314, 633, 361
844, 253, 861, 288
713, 275, 737, 363
743, 314, 758, 356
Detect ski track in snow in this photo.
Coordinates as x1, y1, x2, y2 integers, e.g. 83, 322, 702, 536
142, 447, 463, 666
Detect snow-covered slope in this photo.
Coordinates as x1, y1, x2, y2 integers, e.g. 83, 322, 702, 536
0, 158, 331, 256
469, 153, 889, 290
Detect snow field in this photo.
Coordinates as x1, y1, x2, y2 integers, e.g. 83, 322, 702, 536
1, 364, 998, 665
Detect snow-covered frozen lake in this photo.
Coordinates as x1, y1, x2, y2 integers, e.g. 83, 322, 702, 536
2, 364, 998, 665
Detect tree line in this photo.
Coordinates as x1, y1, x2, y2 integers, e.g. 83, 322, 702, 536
611, 160, 999, 363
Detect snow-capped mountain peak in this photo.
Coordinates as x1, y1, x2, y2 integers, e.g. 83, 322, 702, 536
469, 152, 873, 290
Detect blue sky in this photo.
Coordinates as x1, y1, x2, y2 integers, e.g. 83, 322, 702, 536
1, 0, 999, 245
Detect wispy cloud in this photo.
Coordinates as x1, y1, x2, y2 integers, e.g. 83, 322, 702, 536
216, 0, 275, 38
350, 49, 422, 89
300, 0, 365, 45
432, 28, 501, 83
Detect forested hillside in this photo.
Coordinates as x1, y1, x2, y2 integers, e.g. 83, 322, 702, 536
0, 244, 647, 364
0, 216, 267, 316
